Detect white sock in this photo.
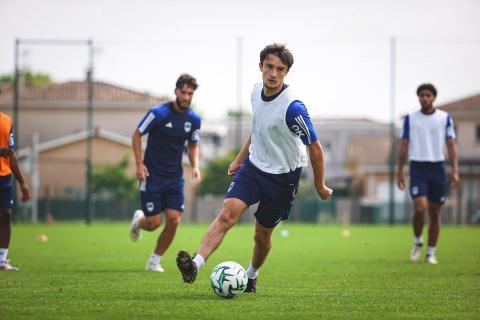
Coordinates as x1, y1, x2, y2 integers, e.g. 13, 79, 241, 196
246, 263, 259, 279
0, 248, 8, 263
415, 236, 423, 246
149, 253, 161, 265
427, 246, 436, 256
193, 254, 205, 271
134, 216, 144, 229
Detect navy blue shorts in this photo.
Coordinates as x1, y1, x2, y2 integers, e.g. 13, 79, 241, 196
0, 175, 13, 209
225, 158, 301, 228
139, 176, 184, 216
409, 161, 447, 204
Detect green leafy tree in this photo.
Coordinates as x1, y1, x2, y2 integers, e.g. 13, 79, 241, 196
92, 155, 138, 201
199, 150, 238, 195
0, 74, 13, 84
0, 70, 52, 87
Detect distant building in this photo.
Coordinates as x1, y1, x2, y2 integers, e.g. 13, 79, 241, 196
0, 81, 167, 148
344, 93, 480, 224
439, 93, 480, 223
0, 81, 216, 219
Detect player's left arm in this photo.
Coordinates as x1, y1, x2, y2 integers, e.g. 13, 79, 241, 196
187, 142, 201, 183
286, 101, 332, 200
446, 115, 459, 187
188, 117, 201, 183
7, 127, 30, 202
9, 152, 30, 202
308, 141, 333, 200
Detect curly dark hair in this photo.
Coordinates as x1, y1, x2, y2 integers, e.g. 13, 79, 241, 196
176, 73, 198, 90
416, 83, 437, 97
259, 43, 294, 71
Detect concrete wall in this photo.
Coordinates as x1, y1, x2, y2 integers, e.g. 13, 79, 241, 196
455, 120, 480, 159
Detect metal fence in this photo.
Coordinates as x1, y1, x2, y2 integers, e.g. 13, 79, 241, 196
15, 191, 479, 225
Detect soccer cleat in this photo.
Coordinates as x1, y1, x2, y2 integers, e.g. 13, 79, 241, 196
0, 261, 19, 271
425, 254, 438, 265
245, 277, 257, 293
176, 250, 197, 284
410, 244, 422, 262
129, 210, 144, 241
146, 262, 165, 272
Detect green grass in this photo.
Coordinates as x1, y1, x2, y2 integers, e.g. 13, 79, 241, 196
1, 223, 479, 319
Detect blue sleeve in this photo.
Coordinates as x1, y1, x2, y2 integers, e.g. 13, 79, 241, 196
189, 115, 201, 143
446, 114, 456, 140
401, 115, 409, 140
285, 101, 318, 145
8, 126, 15, 150
137, 106, 167, 135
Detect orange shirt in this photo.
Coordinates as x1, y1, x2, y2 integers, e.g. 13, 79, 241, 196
0, 112, 14, 176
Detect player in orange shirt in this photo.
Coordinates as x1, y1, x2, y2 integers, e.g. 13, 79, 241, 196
0, 107, 31, 271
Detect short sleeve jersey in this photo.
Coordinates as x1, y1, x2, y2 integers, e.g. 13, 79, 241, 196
137, 102, 201, 178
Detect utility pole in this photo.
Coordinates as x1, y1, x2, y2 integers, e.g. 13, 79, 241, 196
31, 133, 40, 223
388, 37, 397, 225
235, 37, 243, 149
12, 39, 20, 221
86, 39, 94, 225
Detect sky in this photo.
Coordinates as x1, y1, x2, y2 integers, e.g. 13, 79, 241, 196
1, 0, 479, 123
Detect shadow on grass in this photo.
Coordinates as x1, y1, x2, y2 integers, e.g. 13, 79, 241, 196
73, 269, 145, 274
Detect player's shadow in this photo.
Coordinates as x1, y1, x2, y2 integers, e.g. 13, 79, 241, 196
73, 269, 142, 273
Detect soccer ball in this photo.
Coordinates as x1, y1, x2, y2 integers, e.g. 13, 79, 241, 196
210, 261, 248, 299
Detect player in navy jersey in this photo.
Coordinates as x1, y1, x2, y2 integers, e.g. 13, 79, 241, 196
130, 74, 201, 272
397, 83, 459, 265
177, 44, 332, 291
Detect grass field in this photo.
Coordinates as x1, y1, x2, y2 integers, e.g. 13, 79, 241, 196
1, 223, 479, 319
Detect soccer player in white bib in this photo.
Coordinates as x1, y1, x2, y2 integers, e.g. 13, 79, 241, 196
397, 84, 459, 265
176, 43, 332, 292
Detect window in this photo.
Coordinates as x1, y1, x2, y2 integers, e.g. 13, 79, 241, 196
476, 125, 480, 143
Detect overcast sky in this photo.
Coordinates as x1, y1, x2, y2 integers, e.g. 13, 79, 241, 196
1, 0, 479, 123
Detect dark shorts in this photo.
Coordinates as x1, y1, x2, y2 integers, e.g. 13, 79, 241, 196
140, 175, 184, 216
225, 158, 301, 228
409, 161, 447, 204
0, 174, 13, 209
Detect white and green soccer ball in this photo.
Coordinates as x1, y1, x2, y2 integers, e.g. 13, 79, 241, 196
210, 261, 248, 299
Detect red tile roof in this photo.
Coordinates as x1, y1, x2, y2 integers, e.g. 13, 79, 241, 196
0, 81, 167, 104
347, 137, 392, 166
438, 93, 480, 113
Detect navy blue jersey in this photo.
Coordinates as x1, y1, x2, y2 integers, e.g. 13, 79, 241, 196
137, 102, 201, 178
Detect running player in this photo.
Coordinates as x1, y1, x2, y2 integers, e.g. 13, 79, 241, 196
130, 74, 201, 272
397, 83, 459, 265
0, 108, 31, 271
176, 44, 332, 292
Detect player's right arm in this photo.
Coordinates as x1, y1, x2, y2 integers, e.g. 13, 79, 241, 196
397, 115, 409, 190
228, 135, 251, 176
132, 129, 148, 181
132, 107, 164, 181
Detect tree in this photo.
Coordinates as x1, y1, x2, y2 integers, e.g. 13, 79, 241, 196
199, 150, 238, 195
92, 155, 138, 201
0, 70, 52, 87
